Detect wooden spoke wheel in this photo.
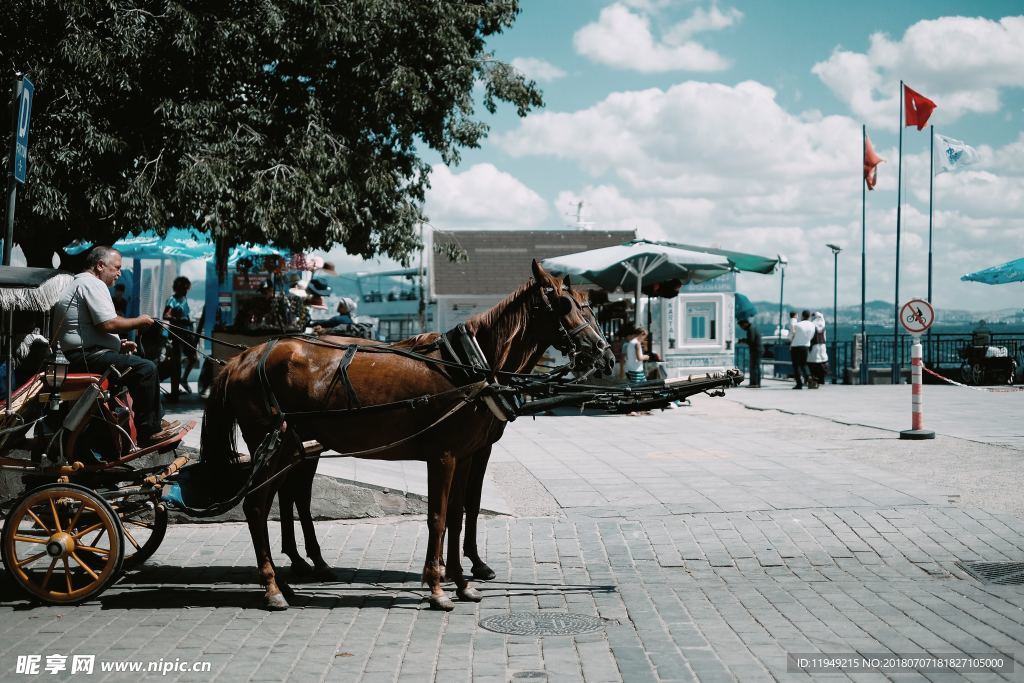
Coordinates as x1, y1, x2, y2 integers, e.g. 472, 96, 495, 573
1, 484, 125, 604
115, 496, 168, 570
960, 361, 983, 385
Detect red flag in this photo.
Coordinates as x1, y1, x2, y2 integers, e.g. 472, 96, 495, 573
904, 84, 937, 130
864, 133, 884, 190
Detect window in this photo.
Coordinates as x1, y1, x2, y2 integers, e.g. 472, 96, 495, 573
684, 301, 718, 343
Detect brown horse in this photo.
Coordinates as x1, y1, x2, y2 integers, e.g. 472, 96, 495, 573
201, 261, 614, 610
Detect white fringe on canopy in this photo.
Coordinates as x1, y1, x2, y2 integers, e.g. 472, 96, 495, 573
0, 273, 73, 311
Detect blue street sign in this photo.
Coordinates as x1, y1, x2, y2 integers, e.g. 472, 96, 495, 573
13, 76, 33, 184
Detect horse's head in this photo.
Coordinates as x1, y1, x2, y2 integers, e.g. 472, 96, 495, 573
531, 260, 616, 377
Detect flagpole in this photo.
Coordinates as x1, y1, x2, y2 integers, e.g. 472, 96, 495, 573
926, 124, 934, 363
893, 81, 903, 384
861, 124, 867, 385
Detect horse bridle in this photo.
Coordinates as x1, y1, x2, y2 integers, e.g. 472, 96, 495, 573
537, 284, 610, 372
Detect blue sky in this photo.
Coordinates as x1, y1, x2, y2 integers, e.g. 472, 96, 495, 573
336, 1, 1024, 312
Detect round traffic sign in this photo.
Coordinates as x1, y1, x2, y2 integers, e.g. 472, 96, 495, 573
900, 299, 935, 334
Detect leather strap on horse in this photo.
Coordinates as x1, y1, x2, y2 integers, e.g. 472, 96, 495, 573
439, 324, 490, 385
314, 380, 488, 460
323, 345, 361, 410
257, 338, 284, 427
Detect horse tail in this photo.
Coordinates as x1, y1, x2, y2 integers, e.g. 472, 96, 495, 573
200, 364, 239, 468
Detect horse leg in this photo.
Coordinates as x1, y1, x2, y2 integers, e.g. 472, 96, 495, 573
463, 445, 496, 580
293, 458, 332, 579
243, 483, 290, 611
448, 457, 482, 602
424, 451, 457, 611
277, 466, 314, 577
241, 427, 291, 610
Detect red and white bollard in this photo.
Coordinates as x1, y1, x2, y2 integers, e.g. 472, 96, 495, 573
900, 335, 935, 440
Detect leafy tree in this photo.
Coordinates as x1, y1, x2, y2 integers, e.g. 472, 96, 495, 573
0, 1, 542, 270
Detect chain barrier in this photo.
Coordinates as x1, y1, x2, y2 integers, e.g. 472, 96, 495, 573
921, 366, 1024, 393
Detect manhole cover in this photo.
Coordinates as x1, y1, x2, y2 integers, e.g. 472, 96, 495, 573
958, 561, 1024, 585
479, 612, 604, 636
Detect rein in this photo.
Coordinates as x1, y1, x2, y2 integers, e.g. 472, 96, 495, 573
154, 319, 575, 384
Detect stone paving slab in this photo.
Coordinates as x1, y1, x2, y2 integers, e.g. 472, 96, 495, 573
725, 380, 1024, 448
1, 385, 1022, 681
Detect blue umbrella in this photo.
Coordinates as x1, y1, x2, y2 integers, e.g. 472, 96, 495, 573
961, 258, 1024, 285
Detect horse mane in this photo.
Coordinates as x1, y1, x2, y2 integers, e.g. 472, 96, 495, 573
465, 279, 540, 372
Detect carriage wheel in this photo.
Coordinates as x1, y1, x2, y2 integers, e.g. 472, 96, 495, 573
960, 361, 980, 385
116, 497, 168, 570
1, 483, 125, 604
969, 363, 986, 386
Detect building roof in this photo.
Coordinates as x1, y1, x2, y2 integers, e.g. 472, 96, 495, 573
431, 229, 636, 296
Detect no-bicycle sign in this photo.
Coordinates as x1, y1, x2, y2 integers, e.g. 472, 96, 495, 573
899, 299, 935, 335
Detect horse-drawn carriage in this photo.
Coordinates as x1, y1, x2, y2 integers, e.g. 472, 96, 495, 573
1, 263, 741, 609
0, 267, 195, 604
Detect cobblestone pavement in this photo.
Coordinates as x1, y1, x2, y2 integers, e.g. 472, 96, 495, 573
1, 388, 1022, 681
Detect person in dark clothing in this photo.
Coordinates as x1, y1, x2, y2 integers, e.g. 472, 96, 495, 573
112, 283, 128, 316
162, 276, 198, 400
738, 319, 762, 388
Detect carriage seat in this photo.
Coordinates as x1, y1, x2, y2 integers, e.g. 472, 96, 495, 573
0, 372, 46, 415
35, 373, 108, 405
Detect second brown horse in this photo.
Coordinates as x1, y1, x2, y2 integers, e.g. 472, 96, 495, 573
201, 261, 614, 610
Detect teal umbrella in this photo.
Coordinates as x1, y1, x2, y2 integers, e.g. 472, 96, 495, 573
961, 258, 1024, 285
64, 229, 288, 263
735, 293, 757, 320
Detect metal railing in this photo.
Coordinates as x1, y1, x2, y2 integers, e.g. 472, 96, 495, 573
734, 332, 1024, 384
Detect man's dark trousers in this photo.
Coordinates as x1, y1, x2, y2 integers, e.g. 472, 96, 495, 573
749, 349, 762, 386
790, 345, 812, 388
67, 350, 163, 438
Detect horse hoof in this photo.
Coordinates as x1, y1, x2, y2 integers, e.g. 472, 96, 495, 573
427, 593, 455, 611
264, 592, 290, 611
471, 563, 496, 581
289, 558, 313, 577
457, 586, 483, 602
313, 566, 335, 581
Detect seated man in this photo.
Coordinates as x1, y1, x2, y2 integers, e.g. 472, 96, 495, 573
321, 297, 355, 327
51, 246, 175, 445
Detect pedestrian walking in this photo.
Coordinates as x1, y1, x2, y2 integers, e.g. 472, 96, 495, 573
789, 310, 816, 389
738, 319, 762, 387
162, 276, 198, 400
808, 311, 829, 386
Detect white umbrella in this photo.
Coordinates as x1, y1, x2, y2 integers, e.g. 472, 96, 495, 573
541, 240, 732, 321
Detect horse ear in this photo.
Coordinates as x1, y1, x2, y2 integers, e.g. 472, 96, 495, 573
564, 274, 572, 290
531, 259, 550, 284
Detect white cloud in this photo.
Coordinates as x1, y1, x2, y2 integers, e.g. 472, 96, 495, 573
664, 5, 743, 43
424, 163, 551, 230
495, 79, 1024, 310
813, 16, 1024, 127
573, 3, 738, 73
510, 57, 566, 83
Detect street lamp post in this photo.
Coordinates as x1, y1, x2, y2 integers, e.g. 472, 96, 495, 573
827, 244, 842, 384
776, 254, 788, 339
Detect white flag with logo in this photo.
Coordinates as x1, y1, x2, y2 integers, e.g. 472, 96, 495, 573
933, 133, 979, 175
